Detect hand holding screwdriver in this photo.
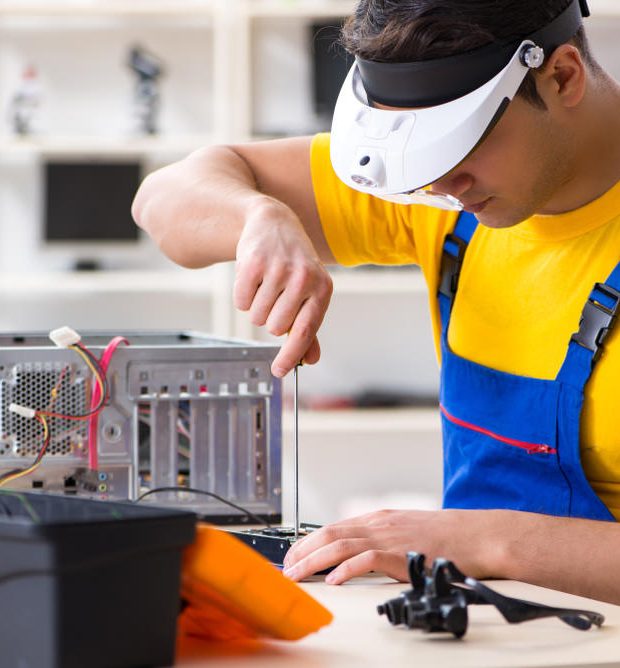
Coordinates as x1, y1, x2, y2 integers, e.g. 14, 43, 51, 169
233, 199, 333, 377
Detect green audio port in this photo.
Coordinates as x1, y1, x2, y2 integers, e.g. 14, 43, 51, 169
98, 483, 108, 493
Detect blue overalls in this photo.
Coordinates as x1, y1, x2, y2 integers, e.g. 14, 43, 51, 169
438, 211, 618, 521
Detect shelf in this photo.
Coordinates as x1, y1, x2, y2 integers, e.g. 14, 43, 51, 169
1, 0, 614, 20
246, 0, 355, 19
0, 0, 217, 18
330, 267, 427, 295
0, 134, 215, 159
0, 0, 616, 20
282, 407, 440, 435
589, 0, 620, 16
246, 0, 617, 21
0, 268, 228, 295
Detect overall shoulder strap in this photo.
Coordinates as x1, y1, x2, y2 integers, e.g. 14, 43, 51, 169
438, 211, 478, 334
557, 262, 620, 389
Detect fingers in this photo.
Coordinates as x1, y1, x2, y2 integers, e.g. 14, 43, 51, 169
282, 526, 409, 584
270, 297, 327, 376
265, 273, 327, 335
284, 525, 366, 569
271, 334, 321, 377
282, 537, 372, 582
234, 254, 333, 377
301, 335, 321, 365
233, 259, 263, 312
325, 550, 408, 585
282, 511, 422, 584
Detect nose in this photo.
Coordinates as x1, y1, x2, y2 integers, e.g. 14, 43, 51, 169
431, 171, 474, 199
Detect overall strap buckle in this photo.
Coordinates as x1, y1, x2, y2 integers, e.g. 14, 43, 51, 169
570, 283, 620, 363
439, 234, 468, 300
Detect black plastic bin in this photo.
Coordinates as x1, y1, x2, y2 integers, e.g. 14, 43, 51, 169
0, 491, 196, 668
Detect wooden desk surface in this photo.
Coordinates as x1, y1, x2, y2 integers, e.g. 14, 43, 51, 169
177, 576, 620, 668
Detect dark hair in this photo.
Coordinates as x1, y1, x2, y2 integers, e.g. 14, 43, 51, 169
341, 0, 598, 109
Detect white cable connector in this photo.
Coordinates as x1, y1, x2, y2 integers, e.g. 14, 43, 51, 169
9, 403, 36, 419
49, 326, 81, 348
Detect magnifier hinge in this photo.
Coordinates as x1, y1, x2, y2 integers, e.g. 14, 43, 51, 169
520, 45, 545, 69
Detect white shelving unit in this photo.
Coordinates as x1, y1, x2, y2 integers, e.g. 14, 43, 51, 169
281, 407, 443, 523
0, 265, 236, 334
330, 267, 427, 295
0, 134, 216, 157
0, 2, 218, 16
588, 0, 620, 15
1, 0, 617, 150
244, 1, 355, 19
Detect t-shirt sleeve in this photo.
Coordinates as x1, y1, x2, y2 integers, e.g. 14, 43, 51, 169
309, 133, 458, 272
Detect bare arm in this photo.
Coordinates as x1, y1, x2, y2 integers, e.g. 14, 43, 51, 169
132, 136, 334, 267
282, 509, 620, 604
132, 136, 335, 376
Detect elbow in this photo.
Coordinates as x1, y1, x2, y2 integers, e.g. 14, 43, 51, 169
132, 172, 157, 236
131, 170, 205, 269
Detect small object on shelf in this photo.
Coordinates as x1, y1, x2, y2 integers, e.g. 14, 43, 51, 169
8, 64, 42, 136
128, 45, 165, 135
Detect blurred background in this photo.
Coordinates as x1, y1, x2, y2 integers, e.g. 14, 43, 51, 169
0, 0, 618, 522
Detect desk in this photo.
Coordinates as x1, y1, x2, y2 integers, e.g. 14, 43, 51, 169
177, 577, 620, 668
177, 576, 620, 668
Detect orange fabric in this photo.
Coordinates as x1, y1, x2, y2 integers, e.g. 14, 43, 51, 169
178, 523, 333, 643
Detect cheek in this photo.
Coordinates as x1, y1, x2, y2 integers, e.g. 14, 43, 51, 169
468, 127, 547, 195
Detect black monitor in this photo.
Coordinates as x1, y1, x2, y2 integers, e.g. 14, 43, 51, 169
44, 160, 141, 243
310, 20, 354, 130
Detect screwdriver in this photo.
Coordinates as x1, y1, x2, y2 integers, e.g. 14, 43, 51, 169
293, 363, 300, 541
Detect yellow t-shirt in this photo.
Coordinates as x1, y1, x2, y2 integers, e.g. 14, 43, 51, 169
310, 132, 620, 520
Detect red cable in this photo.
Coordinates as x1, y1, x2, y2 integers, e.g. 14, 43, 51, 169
88, 336, 129, 470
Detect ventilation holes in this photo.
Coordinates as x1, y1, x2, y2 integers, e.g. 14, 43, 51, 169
0, 364, 88, 458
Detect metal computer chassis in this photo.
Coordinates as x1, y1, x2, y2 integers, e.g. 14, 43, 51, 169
0, 330, 282, 523
229, 525, 332, 573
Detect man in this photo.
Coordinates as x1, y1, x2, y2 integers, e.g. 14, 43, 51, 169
133, 0, 620, 602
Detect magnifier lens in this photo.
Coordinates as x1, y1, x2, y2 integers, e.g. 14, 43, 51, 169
410, 190, 464, 211
377, 190, 463, 211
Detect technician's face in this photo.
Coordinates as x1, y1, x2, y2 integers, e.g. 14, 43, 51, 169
430, 95, 574, 228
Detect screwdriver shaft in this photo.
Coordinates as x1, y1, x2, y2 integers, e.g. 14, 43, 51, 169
293, 364, 300, 540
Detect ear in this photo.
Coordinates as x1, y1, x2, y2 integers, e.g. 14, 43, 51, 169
537, 44, 587, 109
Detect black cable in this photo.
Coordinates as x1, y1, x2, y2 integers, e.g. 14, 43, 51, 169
135, 486, 272, 528
0, 497, 12, 517
0, 491, 40, 522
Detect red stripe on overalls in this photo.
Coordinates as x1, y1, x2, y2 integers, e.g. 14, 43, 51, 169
439, 404, 556, 455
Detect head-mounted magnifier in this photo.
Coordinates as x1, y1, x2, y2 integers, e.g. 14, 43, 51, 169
330, 0, 590, 211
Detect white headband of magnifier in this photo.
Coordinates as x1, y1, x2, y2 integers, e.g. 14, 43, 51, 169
330, 0, 589, 210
